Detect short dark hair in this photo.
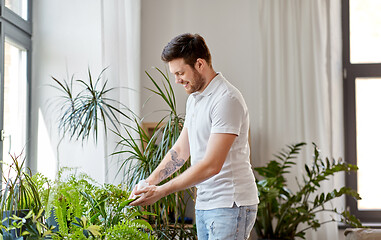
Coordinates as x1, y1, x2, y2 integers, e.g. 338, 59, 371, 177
161, 33, 212, 67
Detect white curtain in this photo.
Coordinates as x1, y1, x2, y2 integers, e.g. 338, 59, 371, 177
100, 0, 141, 183
253, 0, 344, 239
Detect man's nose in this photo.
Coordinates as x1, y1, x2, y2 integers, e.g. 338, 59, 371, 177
175, 76, 182, 84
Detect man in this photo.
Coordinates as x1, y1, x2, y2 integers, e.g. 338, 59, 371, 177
130, 33, 259, 240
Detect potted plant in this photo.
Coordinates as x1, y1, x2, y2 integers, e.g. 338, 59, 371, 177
254, 142, 363, 240
113, 67, 197, 239
0, 152, 47, 239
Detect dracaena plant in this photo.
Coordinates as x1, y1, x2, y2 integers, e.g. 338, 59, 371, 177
254, 142, 363, 240
0, 152, 47, 239
50, 68, 132, 142
0, 153, 43, 217
112, 67, 197, 239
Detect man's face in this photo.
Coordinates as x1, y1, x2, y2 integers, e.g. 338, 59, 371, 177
168, 58, 206, 94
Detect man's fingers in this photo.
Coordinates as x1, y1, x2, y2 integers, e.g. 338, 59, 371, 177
129, 180, 151, 200
129, 186, 149, 202
134, 186, 149, 195
129, 186, 156, 206
128, 185, 138, 199
129, 198, 141, 206
129, 194, 147, 206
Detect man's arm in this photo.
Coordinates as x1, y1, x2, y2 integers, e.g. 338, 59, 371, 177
130, 132, 236, 206
129, 127, 190, 200
145, 127, 190, 185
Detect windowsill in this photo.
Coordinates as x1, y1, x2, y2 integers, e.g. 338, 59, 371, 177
338, 222, 381, 229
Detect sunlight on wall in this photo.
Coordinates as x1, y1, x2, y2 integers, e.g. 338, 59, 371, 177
37, 108, 56, 180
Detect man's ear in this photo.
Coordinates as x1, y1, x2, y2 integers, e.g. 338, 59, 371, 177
194, 58, 206, 72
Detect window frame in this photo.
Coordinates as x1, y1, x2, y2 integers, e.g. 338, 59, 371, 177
0, 0, 32, 177
343, 0, 381, 222
0, 0, 32, 34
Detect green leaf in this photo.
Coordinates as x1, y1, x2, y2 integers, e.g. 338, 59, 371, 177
255, 142, 362, 239
305, 164, 311, 178
132, 219, 154, 231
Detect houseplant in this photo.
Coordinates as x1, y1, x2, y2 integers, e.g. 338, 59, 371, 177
50, 66, 196, 239
9, 209, 58, 239
45, 168, 96, 238
113, 67, 197, 239
0, 152, 47, 239
10, 168, 156, 240
254, 142, 362, 240
80, 183, 156, 239
50, 67, 132, 142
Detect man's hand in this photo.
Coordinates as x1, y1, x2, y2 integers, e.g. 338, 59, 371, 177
129, 180, 149, 199
129, 185, 166, 206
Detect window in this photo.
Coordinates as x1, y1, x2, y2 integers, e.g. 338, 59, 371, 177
0, 0, 32, 178
5, 0, 28, 20
343, 0, 381, 222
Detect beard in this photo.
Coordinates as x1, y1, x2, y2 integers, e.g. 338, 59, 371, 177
187, 69, 206, 94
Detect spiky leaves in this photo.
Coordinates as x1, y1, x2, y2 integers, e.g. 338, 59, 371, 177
51, 68, 132, 143
112, 67, 195, 239
254, 143, 362, 240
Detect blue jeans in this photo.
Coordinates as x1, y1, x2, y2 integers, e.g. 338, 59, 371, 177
195, 204, 258, 240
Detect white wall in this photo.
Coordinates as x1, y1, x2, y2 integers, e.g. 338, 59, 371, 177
32, 0, 105, 182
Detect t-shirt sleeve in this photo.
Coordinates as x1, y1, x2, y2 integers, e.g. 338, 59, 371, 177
210, 94, 244, 135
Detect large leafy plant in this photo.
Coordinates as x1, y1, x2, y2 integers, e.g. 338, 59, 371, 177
113, 67, 196, 239
254, 142, 362, 239
80, 184, 156, 240
51, 68, 131, 142
15, 169, 156, 240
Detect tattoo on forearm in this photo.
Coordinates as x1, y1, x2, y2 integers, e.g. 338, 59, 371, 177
159, 149, 185, 182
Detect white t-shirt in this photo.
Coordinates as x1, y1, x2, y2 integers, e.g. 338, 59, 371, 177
184, 73, 259, 210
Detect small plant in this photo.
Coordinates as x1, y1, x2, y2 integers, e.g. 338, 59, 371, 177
254, 142, 362, 240
105, 220, 156, 240
70, 216, 101, 239
0, 153, 46, 239
10, 209, 58, 239
1, 153, 42, 214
